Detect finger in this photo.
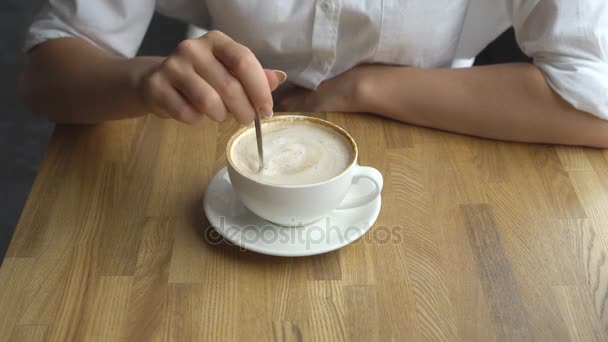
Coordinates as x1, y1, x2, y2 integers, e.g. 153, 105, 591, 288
153, 110, 171, 119
173, 34, 261, 123
275, 93, 296, 112
165, 62, 228, 122
264, 69, 287, 91
162, 88, 204, 124
188, 49, 258, 124
278, 98, 297, 112
210, 34, 274, 118
276, 88, 311, 112
146, 74, 203, 124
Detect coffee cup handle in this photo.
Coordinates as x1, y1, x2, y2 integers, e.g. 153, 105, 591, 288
337, 166, 383, 210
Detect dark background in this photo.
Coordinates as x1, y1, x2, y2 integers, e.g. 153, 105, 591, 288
0, 1, 529, 262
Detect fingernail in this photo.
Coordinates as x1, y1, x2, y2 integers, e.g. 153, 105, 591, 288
273, 70, 287, 85
259, 104, 273, 118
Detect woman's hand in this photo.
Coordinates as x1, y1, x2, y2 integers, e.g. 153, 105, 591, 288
134, 30, 286, 124
276, 66, 369, 113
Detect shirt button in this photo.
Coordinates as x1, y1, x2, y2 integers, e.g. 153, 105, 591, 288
320, 0, 331, 11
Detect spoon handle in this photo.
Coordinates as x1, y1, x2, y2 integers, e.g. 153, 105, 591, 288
254, 114, 264, 170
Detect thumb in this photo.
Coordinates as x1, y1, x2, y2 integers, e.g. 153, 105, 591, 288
264, 69, 287, 91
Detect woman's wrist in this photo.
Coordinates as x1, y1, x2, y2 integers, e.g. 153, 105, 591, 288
350, 65, 416, 114
351, 65, 392, 113
348, 66, 370, 112
123, 57, 164, 114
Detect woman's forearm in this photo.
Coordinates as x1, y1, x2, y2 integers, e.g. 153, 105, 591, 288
357, 63, 608, 148
23, 38, 161, 124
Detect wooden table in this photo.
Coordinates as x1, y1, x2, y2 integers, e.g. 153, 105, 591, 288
1, 113, 608, 341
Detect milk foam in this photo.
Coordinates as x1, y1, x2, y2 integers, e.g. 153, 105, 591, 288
231, 120, 353, 185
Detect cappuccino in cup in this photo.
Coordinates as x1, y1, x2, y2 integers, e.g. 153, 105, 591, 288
229, 119, 355, 185
226, 115, 383, 226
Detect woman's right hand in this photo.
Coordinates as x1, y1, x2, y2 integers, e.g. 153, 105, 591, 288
133, 30, 286, 124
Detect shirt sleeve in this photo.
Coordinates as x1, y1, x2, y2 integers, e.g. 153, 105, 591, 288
509, 0, 608, 120
25, 0, 156, 57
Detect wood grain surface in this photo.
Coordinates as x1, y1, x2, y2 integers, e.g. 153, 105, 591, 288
1, 112, 608, 342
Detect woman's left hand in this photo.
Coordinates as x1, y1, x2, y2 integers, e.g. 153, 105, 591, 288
276, 65, 369, 113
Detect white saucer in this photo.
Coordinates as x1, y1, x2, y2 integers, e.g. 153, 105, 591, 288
203, 167, 381, 257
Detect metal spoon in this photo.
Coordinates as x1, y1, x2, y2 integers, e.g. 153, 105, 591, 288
254, 113, 264, 170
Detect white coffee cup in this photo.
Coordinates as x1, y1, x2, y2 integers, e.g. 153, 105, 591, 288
226, 115, 383, 227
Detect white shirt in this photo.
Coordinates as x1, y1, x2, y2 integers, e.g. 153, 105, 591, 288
26, 0, 608, 120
